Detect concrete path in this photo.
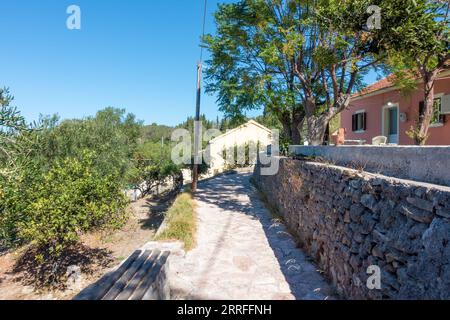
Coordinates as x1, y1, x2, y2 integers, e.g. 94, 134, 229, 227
146, 172, 336, 300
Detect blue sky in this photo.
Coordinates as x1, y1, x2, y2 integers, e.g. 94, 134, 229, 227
1, 0, 378, 126
0, 0, 230, 126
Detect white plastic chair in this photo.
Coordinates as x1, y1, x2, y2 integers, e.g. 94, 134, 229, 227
372, 136, 388, 146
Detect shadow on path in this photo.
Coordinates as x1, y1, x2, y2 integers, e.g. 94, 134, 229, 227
194, 172, 336, 300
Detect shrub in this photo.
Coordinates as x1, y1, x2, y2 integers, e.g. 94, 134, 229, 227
222, 141, 260, 170
18, 151, 128, 260
187, 156, 210, 176
1, 91, 42, 248
130, 142, 183, 196
0, 176, 27, 248
32, 108, 143, 186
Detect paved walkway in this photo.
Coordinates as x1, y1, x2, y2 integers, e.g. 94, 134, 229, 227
145, 172, 336, 300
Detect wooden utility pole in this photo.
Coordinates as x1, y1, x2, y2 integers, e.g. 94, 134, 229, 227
192, 62, 202, 192
192, 0, 208, 192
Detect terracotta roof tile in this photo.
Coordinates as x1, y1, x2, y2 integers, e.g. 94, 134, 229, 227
352, 69, 450, 99
352, 75, 396, 98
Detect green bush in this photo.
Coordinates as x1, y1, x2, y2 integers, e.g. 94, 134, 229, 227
18, 151, 128, 259
222, 141, 260, 170
0, 172, 37, 248
1, 89, 42, 248
0, 177, 22, 248
1, 89, 181, 265
128, 140, 183, 196
32, 108, 143, 186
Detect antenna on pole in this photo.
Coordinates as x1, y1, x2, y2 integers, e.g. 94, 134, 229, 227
192, 0, 208, 192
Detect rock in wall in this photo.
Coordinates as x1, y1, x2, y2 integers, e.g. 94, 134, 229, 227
254, 157, 450, 299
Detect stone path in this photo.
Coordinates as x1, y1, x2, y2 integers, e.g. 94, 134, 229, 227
144, 172, 336, 300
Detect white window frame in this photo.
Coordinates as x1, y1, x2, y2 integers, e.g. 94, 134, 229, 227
353, 109, 366, 134
430, 93, 444, 128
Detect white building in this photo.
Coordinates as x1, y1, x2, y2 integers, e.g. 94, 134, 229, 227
205, 120, 273, 174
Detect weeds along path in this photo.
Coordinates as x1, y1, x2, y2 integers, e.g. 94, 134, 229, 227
164, 172, 336, 300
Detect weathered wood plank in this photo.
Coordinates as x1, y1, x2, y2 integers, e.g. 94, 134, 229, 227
115, 250, 160, 300
131, 251, 170, 300
102, 250, 152, 300
73, 250, 141, 300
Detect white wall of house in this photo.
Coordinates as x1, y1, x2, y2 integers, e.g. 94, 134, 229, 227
205, 120, 273, 173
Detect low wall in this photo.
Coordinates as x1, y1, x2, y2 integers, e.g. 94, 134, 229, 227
289, 145, 450, 187
254, 157, 450, 299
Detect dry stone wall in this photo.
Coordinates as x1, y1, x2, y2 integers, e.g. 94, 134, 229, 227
254, 157, 450, 299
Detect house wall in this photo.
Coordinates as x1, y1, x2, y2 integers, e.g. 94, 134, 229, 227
342, 77, 450, 145
206, 123, 272, 172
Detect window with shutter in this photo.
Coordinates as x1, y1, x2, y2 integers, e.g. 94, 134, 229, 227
362, 112, 367, 131
441, 94, 450, 115
419, 101, 425, 118
419, 99, 444, 125
352, 112, 366, 132
431, 98, 443, 125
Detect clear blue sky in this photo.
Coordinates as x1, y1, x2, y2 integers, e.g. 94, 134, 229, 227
0, 0, 232, 126
1, 0, 378, 126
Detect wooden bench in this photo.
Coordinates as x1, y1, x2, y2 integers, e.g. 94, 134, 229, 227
73, 250, 170, 300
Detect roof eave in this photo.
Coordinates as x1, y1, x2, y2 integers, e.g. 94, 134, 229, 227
351, 69, 450, 102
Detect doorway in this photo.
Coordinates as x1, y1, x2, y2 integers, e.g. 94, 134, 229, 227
382, 104, 399, 144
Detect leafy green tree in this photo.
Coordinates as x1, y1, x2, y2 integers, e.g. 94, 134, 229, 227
177, 114, 219, 151
0, 88, 26, 134
254, 113, 290, 153
288, 0, 386, 145
129, 141, 183, 196
32, 107, 143, 185
379, 0, 450, 145
204, 0, 305, 144
0, 88, 34, 179
141, 123, 174, 143
1, 92, 140, 252
205, 0, 385, 145
320, 0, 449, 145
1, 89, 43, 247
177, 114, 215, 132
18, 151, 128, 259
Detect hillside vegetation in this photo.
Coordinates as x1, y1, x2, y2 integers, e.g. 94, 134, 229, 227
0, 88, 182, 268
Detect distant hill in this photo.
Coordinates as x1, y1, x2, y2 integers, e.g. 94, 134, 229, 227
141, 114, 280, 145
141, 123, 174, 143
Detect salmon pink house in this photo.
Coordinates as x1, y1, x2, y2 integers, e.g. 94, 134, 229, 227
341, 71, 450, 145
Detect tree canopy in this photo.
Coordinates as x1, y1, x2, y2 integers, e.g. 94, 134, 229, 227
204, 0, 306, 144
205, 0, 449, 145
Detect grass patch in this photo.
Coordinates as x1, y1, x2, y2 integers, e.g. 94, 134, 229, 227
155, 191, 197, 251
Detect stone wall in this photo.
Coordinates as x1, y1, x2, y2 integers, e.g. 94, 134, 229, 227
254, 157, 450, 299
290, 145, 450, 187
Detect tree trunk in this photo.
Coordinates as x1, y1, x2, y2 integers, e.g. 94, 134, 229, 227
291, 109, 304, 145
279, 113, 293, 143
290, 122, 302, 145
303, 91, 329, 146
414, 71, 438, 145
305, 114, 330, 146
278, 111, 304, 145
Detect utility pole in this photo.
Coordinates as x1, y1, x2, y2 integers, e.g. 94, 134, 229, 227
192, 0, 207, 192
192, 62, 202, 192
